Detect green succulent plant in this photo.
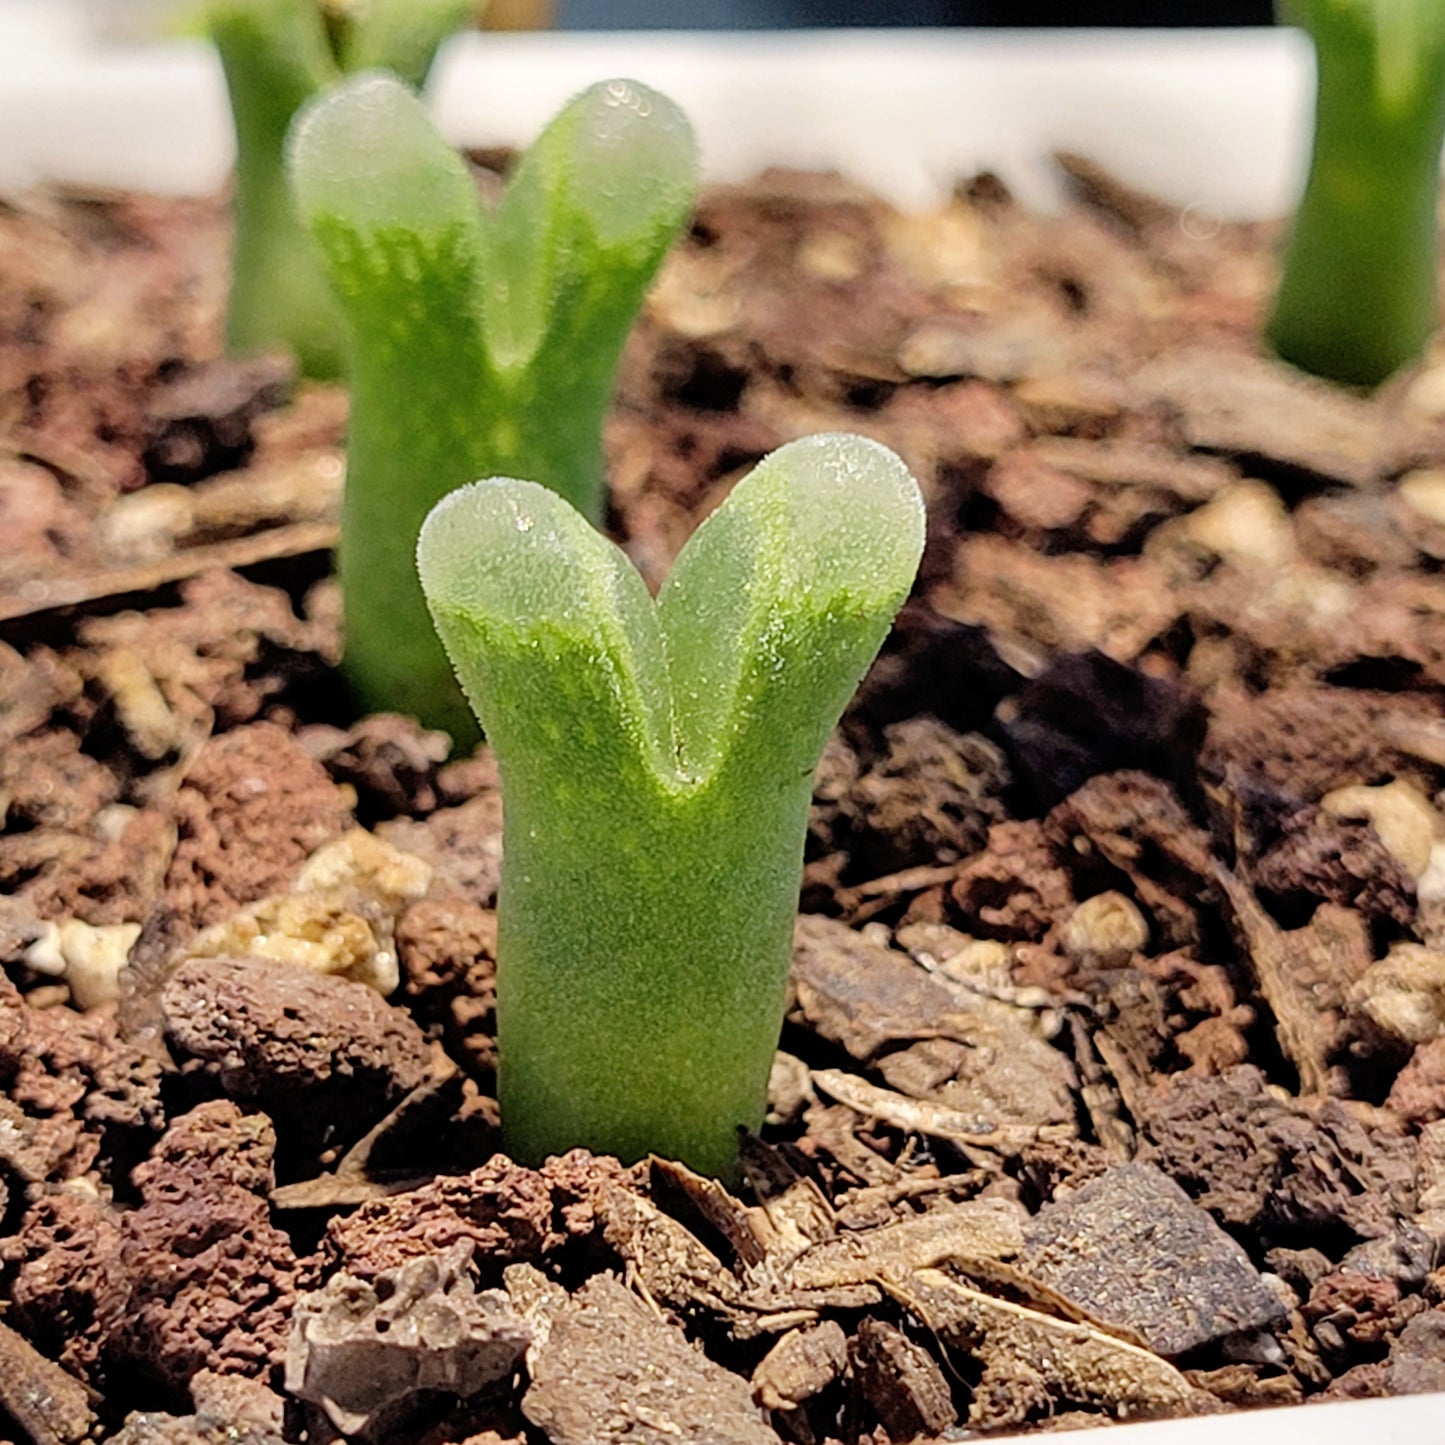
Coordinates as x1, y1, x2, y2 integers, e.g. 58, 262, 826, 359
208, 0, 475, 379
288, 69, 697, 740
1267, 0, 1445, 386
417, 433, 925, 1178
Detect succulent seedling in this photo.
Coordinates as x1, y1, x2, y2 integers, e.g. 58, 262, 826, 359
289, 71, 697, 741
1267, 0, 1445, 387
417, 433, 925, 1177
208, 0, 475, 378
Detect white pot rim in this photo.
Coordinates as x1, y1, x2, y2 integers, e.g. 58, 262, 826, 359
999, 1393, 1444, 1443
1, 24, 1311, 214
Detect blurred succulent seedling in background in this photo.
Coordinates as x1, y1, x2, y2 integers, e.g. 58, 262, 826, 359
1267, 0, 1445, 387
288, 70, 697, 740
207, 0, 479, 378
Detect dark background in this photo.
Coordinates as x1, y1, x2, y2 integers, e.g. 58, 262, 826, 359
556, 1, 1275, 29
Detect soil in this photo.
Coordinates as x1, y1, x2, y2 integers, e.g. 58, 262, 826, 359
3, 152, 1445, 1444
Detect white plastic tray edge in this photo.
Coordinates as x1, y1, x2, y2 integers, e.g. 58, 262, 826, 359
3, 27, 1309, 216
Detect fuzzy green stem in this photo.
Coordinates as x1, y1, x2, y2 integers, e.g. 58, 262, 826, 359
210, 0, 345, 378
1267, 0, 1445, 387
336, 0, 479, 82
208, 0, 472, 380
418, 435, 925, 1177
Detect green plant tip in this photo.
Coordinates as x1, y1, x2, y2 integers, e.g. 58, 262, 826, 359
418, 433, 925, 1178
565, 79, 699, 249
288, 68, 482, 234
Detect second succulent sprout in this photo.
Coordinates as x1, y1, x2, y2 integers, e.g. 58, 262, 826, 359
1267, 0, 1445, 387
289, 71, 697, 740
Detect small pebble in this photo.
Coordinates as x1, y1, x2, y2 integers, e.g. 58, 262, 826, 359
1059, 891, 1149, 968
1322, 779, 1442, 882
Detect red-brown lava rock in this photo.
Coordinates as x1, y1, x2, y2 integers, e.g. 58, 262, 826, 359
162, 722, 352, 933
317, 1151, 636, 1286
161, 957, 431, 1153
1138, 1066, 1417, 1242
6, 1101, 298, 1395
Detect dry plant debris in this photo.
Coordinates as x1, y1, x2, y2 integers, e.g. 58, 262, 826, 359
286, 1241, 529, 1437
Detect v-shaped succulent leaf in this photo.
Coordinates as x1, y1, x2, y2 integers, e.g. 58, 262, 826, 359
288, 71, 697, 741
418, 433, 925, 1177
